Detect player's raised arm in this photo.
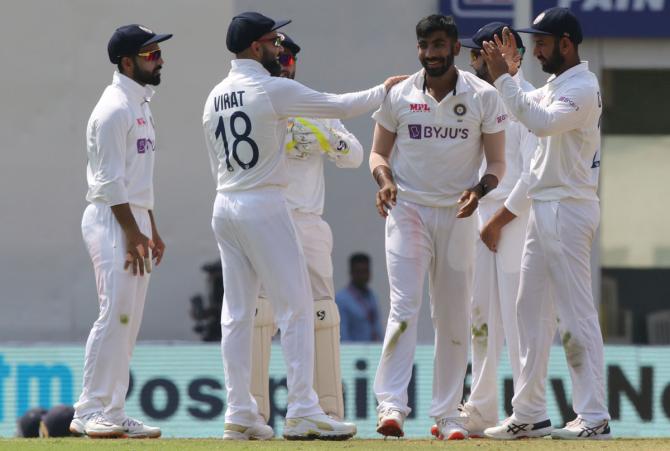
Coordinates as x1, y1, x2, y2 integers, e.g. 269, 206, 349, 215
482, 30, 592, 137
267, 75, 407, 121
369, 123, 397, 218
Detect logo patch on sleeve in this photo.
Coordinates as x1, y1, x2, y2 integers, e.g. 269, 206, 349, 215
136, 138, 155, 153
558, 96, 580, 111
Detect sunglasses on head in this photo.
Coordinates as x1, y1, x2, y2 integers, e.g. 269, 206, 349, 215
137, 49, 161, 62
278, 53, 296, 66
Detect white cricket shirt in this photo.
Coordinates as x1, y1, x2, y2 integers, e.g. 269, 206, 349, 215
284, 118, 363, 216
203, 59, 385, 193
86, 72, 157, 209
494, 62, 602, 202
480, 70, 538, 216
372, 68, 507, 208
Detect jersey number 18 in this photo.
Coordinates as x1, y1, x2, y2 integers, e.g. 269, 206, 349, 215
215, 111, 259, 172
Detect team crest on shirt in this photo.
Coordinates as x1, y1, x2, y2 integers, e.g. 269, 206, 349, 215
454, 104, 467, 116
409, 103, 431, 112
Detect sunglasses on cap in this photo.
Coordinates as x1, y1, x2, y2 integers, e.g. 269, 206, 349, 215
278, 53, 296, 66
257, 34, 285, 48
137, 49, 162, 62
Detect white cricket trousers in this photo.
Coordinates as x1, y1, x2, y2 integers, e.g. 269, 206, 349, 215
374, 199, 476, 419
211, 189, 322, 426
291, 211, 335, 301
466, 200, 528, 423
75, 203, 152, 423
512, 199, 610, 423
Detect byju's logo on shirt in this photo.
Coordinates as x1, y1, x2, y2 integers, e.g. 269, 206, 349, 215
137, 138, 155, 153
408, 124, 470, 140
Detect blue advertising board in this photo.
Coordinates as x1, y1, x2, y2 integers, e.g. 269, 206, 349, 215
533, 0, 670, 37
441, 0, 670, 38
1, 344, 670, 438
439, 0, 516, 37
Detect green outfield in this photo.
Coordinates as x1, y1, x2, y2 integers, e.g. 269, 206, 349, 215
1, 438, 670, 451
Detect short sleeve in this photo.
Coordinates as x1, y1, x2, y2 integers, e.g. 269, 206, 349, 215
481, 88, 508, 134
371, 91, 398, 133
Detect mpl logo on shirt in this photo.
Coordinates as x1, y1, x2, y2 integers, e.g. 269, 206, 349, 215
408, 124, 470, 140
409, 103, 431, 112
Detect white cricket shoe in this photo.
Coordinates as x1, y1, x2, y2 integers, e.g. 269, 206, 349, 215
431, 417, 467, 440
551, 417, 611, 440
69, 412, 96, 437
283, 413, 356, 440
83, 412, 125, 438
484, 415, 552, 440
459, 404, 495, 438
223, 416, 274, 440
121, 417, 161, 438
376, 407, 405, 438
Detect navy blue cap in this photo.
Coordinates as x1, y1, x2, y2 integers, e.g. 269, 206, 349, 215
278, 32, 300, 55
226, 12, 291, 53
16, 407, 47, 437
108, 24, 172, 64
39, 405, 75, 437
461, 22, 524, 50
516, 7, 583, 44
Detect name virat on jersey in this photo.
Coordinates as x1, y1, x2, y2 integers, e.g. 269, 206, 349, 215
214, 90, 246, 112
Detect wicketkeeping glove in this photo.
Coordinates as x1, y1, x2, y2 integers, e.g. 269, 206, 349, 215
285, 118, 350, 161
285, 118, 329, 159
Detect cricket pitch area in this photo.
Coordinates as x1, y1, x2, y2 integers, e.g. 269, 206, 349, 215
2, 438, 670, 451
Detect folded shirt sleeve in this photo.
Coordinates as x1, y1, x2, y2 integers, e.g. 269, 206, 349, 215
88, 107, 129, 206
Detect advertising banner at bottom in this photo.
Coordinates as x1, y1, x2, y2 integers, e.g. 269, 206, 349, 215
0, 344, 669, 437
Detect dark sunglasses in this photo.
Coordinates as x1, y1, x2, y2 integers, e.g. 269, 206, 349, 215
278, 53, 296, 66
137, 49, 161, 62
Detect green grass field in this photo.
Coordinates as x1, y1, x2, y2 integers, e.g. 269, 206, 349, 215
1, 438, 670, 451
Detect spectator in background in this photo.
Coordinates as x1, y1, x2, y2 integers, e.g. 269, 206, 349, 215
336, 253, 383, 342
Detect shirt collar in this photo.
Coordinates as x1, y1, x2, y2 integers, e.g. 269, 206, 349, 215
230, 58, 271, 76
546, 61, 589, 87
348, 283, 370, 296
419, 66, 471, 96
112, 71, 155, 103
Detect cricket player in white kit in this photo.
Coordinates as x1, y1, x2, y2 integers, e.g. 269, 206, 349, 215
369, 15, 507, 440
71, 25, 170, 439
202, 12, 405, 440
250, 33, 362, 422
481, 7, 611, 440
456, 23, 538, 436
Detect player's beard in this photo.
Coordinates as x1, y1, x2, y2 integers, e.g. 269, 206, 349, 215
539, 40, 565, 74
132, 61, 161, 86
421, 52, 455, 77
261, 47, 281, 77
474, 62, 490, 83
280, 68, 295, 79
